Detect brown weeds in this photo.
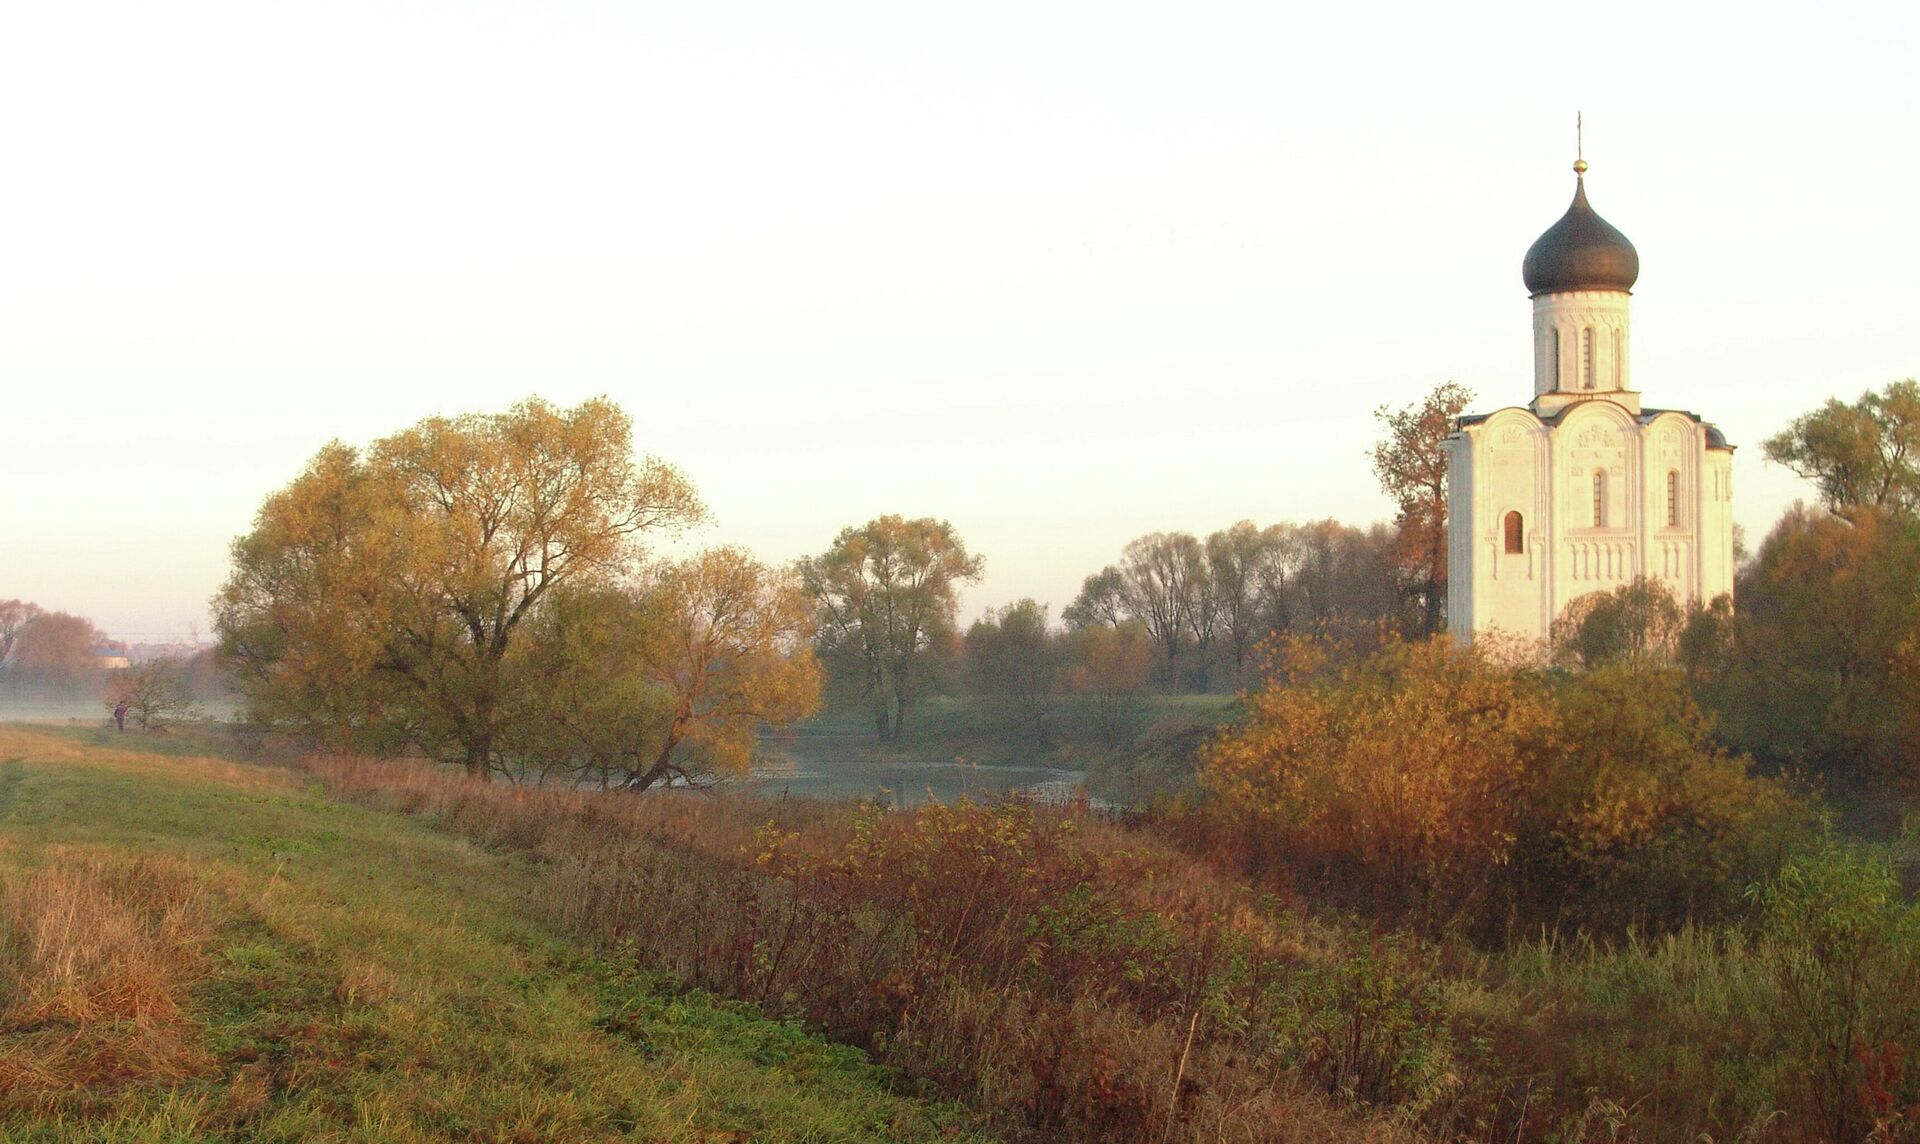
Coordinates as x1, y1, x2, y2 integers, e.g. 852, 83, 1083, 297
304, 755, 1433, 1142
0, 851, 216, 1105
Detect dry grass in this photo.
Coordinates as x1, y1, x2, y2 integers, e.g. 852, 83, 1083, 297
0, 725, 989, 1141
308, 755, 1441, 1142
303, 751, 1920, 1142
0, 851, 217, 1104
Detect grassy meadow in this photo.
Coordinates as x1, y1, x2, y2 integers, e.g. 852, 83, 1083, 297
303, 734, 1920, 1143
0, 724, 982, 1143
7, 717, 1919, 1142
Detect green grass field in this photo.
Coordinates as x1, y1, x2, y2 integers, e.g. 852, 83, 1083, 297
0, 725, 986, 1143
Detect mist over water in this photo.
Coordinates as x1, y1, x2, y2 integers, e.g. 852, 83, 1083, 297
0, 695, 240, 726
741, 753, 1083, 808
0, 697, 117, 724
738, 727, 1091, 808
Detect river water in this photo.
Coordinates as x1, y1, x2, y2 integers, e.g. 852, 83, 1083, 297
737, 732, 1087, 808
0, 707, 1092, 808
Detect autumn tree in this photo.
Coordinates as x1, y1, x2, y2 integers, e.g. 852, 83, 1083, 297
104, 659, 200, 732
965, 599, 1056, 742
1371, 382, 1472, 636
1061, 619, 1153, 747
1282, 519, 1405, 638
1121, 532, 1210, 684
0, 600, 43, 677
1061, 567, 1126, 630
1763, 379, 1920, 518
626, 549, 820, 790
215, 397, 703, 777
1066, 532, 1215, 688
1702, 380, 1920, 812
11, 611, 105, 692
1708, 504, 1920, 804
517, 548, 821, 791
1204, 521, 1292, 684
1522, 664, 1802, 931
801, 516, 982, 743
1550, 577, 1688, 672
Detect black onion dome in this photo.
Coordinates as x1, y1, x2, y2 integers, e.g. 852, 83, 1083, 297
1522, 174, 1639, 296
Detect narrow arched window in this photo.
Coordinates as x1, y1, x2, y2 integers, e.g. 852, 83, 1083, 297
1592, 470, 1607, 527
1612, 328, 1622, 388
1582, 328, 1595, 389
1504, 511, 1524, 554
1666, 470, 1680, 527
1552, 328, 1562, 388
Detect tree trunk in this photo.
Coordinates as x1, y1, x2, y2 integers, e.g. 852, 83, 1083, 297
629, 722, 687, 792
874, 689, 903, 743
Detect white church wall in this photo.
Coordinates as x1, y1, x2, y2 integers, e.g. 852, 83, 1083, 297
1446, 163, 1734, 648
1532, 291, 1632, 400
1551, 400, 1641, 625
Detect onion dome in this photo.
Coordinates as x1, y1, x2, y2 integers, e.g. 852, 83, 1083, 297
1522, 161, 1639, 296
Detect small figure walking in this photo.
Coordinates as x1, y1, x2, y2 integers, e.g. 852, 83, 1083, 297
113, 700, 129, 733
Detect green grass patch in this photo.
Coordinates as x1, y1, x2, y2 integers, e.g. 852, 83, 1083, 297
0, 724, 986, 1142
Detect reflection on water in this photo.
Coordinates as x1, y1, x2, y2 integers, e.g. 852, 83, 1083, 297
737, 742, 1086, 808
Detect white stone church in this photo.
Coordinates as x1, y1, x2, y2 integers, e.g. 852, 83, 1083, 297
1445, 159, 1735, 643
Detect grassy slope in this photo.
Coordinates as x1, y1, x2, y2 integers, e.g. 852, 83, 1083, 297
0, 725, 985, 1143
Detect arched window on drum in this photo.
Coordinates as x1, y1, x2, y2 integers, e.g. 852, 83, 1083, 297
1503, 511, 1524, 554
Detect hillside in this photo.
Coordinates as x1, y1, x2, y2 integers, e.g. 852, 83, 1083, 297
0, 725, 982, 1143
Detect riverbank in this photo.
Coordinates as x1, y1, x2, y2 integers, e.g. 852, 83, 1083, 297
0, 723, 984, 1142
753, 694, 1239, 806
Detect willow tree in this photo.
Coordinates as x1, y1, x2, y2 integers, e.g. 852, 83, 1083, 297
1763, 379, 1920, 519
800, 515, 981, 742
514, 548, 821, 790
214, 397, 703, 777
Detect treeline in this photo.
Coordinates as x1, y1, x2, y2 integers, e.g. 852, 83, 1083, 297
792, 386, 1474, 742
1060, 519, 1413, 691
0, 601, 111, 694
792, 519, 1418, 757
0, 599, 219, 727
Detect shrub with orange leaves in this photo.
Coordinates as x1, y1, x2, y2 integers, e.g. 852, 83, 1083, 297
1203, 635, 1809, 936
1202, 637, 1556, 928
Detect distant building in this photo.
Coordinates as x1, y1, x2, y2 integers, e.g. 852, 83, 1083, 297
128, 641, 210, 665
1446, 158, 1735, 643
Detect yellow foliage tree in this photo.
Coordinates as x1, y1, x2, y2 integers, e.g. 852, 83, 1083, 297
512, 547, 821, 790
216, 397, 703, 776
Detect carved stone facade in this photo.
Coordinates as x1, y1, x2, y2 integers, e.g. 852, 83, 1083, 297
1445, 166, 1735, 645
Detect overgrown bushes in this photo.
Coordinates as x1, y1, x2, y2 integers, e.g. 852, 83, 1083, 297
306, 748, 1920, 1141
1199, 637, 1807, 938
309, 757, 1469, 1139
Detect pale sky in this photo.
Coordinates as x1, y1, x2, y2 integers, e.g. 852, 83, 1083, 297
3, 1, 1916, 640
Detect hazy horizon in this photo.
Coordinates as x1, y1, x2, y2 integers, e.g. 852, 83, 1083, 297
4, 1, 1915, 641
